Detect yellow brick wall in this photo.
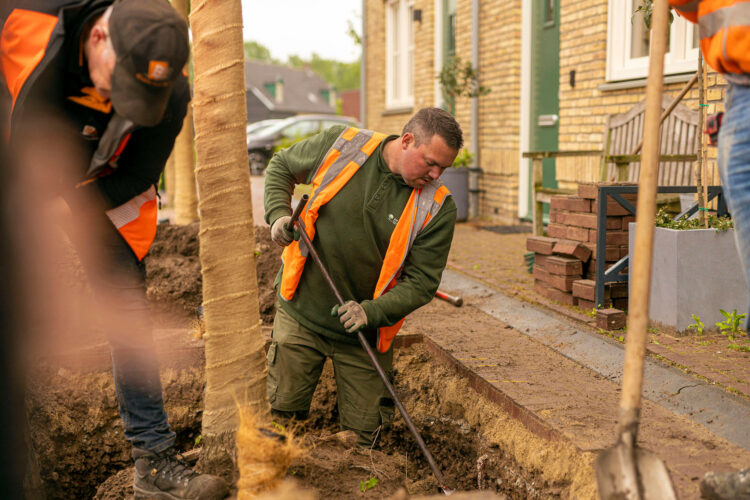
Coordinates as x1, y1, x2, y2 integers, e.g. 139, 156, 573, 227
364, 0, 726, 222
364, 0, 523, 223
558, 0, 725, 190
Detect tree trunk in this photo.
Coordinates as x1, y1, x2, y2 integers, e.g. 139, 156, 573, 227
173, 0, 198, 224
190, 0, 269, 477
164, 151, 176, 209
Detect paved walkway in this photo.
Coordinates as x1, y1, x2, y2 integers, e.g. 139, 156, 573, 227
401, 222, 750, 499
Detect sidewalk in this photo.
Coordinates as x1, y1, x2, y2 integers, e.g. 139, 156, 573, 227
445, 222, 750, 401
399, 222, 750, 499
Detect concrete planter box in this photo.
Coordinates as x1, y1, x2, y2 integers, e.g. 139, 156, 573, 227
629, 223, 747, 334
441, 168, 469, 222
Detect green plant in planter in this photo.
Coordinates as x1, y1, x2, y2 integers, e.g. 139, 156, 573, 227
654, 207, 734, 231
715, 308, 746, 341
452, 148, 474, 168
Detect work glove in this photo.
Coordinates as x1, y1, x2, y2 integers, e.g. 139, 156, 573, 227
332, 301, 368, 333
270, 216, 296, 247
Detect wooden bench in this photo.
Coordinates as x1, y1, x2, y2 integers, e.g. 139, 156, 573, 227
524, 95, 699, 236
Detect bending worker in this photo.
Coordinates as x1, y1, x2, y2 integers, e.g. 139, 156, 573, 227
670, 1, 750, 500
264, 107, 463, 447
1, 0, 227, 498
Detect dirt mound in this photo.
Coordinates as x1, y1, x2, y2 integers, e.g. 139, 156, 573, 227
145, 223, 282, 323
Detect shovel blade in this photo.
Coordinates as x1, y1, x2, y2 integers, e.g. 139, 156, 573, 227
596, 445, 677, 500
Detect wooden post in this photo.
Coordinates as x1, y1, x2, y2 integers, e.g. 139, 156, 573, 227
532, 156, 544, 236
695, 51, 706, 227
622, 0, 669, 426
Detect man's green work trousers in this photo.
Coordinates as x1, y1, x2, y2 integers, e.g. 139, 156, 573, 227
267, 308, 395, 447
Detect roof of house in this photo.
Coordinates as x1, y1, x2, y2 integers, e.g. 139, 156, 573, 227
244, 60, 335, 114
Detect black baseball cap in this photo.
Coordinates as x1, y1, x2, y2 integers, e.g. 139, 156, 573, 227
109, 0, 189, 127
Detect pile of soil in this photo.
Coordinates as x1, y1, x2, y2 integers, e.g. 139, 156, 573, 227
144, 223, 282, 323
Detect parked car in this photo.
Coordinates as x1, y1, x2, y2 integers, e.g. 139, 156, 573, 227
246, 118, 281, 137
247, 114, 359, 174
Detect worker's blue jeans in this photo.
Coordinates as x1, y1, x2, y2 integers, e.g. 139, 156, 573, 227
718, 82, 750, 335
78, 221, 175, 453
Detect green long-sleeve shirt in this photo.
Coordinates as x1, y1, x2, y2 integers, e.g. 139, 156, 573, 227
264, 125, 457, 346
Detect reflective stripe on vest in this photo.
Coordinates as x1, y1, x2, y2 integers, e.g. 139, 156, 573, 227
280, 127, 387, 300
0, 9, 58, 113
671, 0, 750, 80
106, 185, 158, 261
279, 126, 452, 353
374, 182, 450, 353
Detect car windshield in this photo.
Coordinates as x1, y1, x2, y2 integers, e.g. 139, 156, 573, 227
249, 117, 299, 138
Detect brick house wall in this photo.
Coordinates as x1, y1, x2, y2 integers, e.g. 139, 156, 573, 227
363, 0, 725, 223
557, 0, 726, 191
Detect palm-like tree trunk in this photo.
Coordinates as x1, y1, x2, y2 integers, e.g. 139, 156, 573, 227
190, 0, 269, 475
164, 151, 175, 209
172, 0, 198, 224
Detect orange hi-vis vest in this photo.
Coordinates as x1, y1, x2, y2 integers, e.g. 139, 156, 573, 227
670, 0, 750, 83
279, 127, 452, 353
1, 3, 159, 261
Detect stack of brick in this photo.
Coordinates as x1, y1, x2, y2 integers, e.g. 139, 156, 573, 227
527, 183, 636, 313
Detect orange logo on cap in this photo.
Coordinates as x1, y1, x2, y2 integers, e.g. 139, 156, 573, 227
148, 61, 170, 81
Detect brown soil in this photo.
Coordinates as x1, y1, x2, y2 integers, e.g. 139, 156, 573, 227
144, 223, 281, 323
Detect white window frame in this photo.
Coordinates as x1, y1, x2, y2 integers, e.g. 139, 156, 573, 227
607, 0, 699, 82
385, 0, 414, 109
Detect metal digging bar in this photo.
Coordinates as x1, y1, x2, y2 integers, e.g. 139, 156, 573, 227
287, 194, 453, 495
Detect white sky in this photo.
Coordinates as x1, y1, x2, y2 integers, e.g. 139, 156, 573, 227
241, 1, 362, 63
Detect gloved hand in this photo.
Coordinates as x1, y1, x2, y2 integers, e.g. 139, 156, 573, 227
332, 301, 368, 333
270, 216, 295, 247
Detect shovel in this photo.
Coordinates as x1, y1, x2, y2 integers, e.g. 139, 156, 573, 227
595, 1, 676, 498
287, 195, 453, 495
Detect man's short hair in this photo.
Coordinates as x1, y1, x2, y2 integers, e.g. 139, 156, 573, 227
402, 107, 463, 151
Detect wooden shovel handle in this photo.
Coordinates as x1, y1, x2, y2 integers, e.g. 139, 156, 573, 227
620, 0, 670, 420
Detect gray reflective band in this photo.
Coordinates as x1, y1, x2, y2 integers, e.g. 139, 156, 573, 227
700, 3, 750, 40
307, 128, 373, 210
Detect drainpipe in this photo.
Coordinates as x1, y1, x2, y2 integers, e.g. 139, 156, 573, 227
360, 0, 367, 126
469, 0, 481, 219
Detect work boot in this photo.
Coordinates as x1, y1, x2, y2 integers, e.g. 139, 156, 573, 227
133, 448, 228, 500
700, 468, 750, 500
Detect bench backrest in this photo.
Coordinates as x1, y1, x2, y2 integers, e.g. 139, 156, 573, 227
604, 95, 699, 185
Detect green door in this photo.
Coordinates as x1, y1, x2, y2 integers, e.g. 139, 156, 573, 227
528, 0, 560, 219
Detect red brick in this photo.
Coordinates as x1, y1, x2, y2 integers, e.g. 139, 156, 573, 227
547, 223, 567, 239
566, 197, 591, 213
576, 298, 595, 311
533, 265, 551, 283
545, 255, 583, 276
534, 280, 576, 305
567, 225, 589, 242
583, 243, 620, 261
588, 229, 598, 243
621, 216, 635, 229
549, 210, 567, 224
526, 236, 557, 255
592, 197, 638, 216
572, 279, 596, 301
606, 231, 629, 245
613, 298, 629, 310
547, 274, 578, 292
578, 182, 638, 201
566, 213, 621, 230
553, 240, 592, 262
609, 282, 629, 298
534, 253, 549, 270
550, 196, 568, 211
596, 308, 627, 330
619, 246, 629, 259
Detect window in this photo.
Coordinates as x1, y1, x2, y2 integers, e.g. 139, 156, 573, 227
607, 0, 699, 82
385, 0, 414, 109
281, 120, 320, 140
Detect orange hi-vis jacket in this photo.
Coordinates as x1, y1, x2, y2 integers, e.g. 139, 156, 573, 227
279, 127, 452, 353
670, 0, 750, 84
1, 0, 184, 260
